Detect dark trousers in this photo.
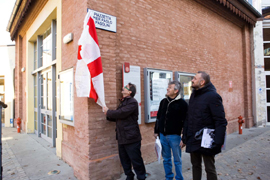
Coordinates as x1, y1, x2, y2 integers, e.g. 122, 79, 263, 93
190, 152, 217, 180
118, 141, 146, 180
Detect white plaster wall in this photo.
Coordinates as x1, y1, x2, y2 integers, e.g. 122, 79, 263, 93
253, 0, 267, 126
0, 45, 15, 127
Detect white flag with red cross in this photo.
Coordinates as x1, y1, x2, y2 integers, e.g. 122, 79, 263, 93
75, 10, 106, 107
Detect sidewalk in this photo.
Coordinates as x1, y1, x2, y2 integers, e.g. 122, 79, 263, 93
2, 127, 77, 180
119, 126, 270, 180
2, 126, 270, 180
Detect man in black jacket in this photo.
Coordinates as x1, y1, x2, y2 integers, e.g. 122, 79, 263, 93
103, 83, 146, 180
181, 71, 227, 180
154, 81, 188, 180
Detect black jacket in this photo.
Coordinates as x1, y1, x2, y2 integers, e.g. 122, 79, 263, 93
106, 96, 142, 145
154, 94, 188, 136
182, 83, 227, 155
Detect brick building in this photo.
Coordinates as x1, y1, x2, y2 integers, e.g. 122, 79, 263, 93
7, 0, 261, 179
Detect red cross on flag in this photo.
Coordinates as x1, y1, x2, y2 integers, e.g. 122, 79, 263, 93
75, 10, 106, 107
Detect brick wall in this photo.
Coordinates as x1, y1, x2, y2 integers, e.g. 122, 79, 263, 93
61, 0, 255, 179
14, 35, 23, 125
12, 0, 256, 179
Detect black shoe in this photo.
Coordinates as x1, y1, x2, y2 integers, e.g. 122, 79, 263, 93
126, 176, 134, 180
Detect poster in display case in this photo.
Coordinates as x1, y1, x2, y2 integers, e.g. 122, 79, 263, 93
144, 68, 172, 123
174, 72, 195, 104
59, 68, 74, 126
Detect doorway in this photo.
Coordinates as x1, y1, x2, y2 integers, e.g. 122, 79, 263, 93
34, 66, 57, 146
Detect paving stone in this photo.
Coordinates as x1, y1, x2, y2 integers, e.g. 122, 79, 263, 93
118, 126, 270, 180
2, 127, 77, 180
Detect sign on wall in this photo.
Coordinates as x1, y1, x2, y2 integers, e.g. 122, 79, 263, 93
87, 9, 117, 33
144, 68, 172, 123
123, 64, 141, 124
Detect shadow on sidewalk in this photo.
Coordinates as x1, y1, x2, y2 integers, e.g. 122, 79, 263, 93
2, 127, 77, 180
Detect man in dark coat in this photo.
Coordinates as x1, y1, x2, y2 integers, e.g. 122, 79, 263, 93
103, 83, 146, 180
181, 71, 227, 180
154, 81, 188, 180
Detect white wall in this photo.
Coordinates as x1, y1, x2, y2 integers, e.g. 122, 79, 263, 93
0, 45, 15, 127
252, 0, 267, 126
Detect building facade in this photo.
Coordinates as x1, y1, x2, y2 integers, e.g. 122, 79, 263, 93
0, 45, 15, 128
252, 0, 270, 127
262, 2, 270, 126
7, 0, 261, 179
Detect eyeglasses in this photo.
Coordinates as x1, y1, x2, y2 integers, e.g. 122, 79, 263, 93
124, 86, 130, 91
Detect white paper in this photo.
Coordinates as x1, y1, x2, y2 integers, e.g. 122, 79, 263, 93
155, 137, 162, 164
201, 128, 215, 148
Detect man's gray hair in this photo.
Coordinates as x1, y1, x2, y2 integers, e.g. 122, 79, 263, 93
198, 71, 210, 85
168, 80, 181, 94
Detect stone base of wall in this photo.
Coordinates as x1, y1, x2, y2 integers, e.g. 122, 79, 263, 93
89, 154, 121, 180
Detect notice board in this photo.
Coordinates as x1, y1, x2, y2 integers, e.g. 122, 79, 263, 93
122, 64, 141, 124
144, 68, 172, 123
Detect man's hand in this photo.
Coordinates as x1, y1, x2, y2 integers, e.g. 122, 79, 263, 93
103, 106, 109, 115
180, 141, 186, 148
154, 133, 158, 139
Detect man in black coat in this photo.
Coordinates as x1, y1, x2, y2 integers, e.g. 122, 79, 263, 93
154, 81, 188, 180
103, 83, 146, 180
181, 71, 227, 180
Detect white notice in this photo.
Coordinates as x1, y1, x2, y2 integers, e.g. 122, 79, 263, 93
201, 128, 215, 148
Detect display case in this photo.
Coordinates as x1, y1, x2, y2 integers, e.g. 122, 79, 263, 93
144, 68, 172, 123
122, 64, 141, 124
174, 71, 195, 104
59, 68, 74, 126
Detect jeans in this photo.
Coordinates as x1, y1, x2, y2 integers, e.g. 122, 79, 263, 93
190, 152, 217, 180
160, 133, 183, 180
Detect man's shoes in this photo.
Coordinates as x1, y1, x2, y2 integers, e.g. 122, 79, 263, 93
125, 176, 134, 180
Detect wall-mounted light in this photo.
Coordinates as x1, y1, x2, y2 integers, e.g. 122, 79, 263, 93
63, 33, 73, 44
21, 67, 25, 72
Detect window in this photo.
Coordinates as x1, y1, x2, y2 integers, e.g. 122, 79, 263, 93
264, 43, 270, 56
263, 28, 270, 41
42, 27, 52, 67
34, 42, 37, 70
34, 75, 37, 108
264, 58, 270, 71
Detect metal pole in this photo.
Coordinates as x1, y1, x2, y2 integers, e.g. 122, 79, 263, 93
0, 101, 7, 180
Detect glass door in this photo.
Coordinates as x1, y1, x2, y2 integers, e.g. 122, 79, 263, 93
40, 70, 53, 143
